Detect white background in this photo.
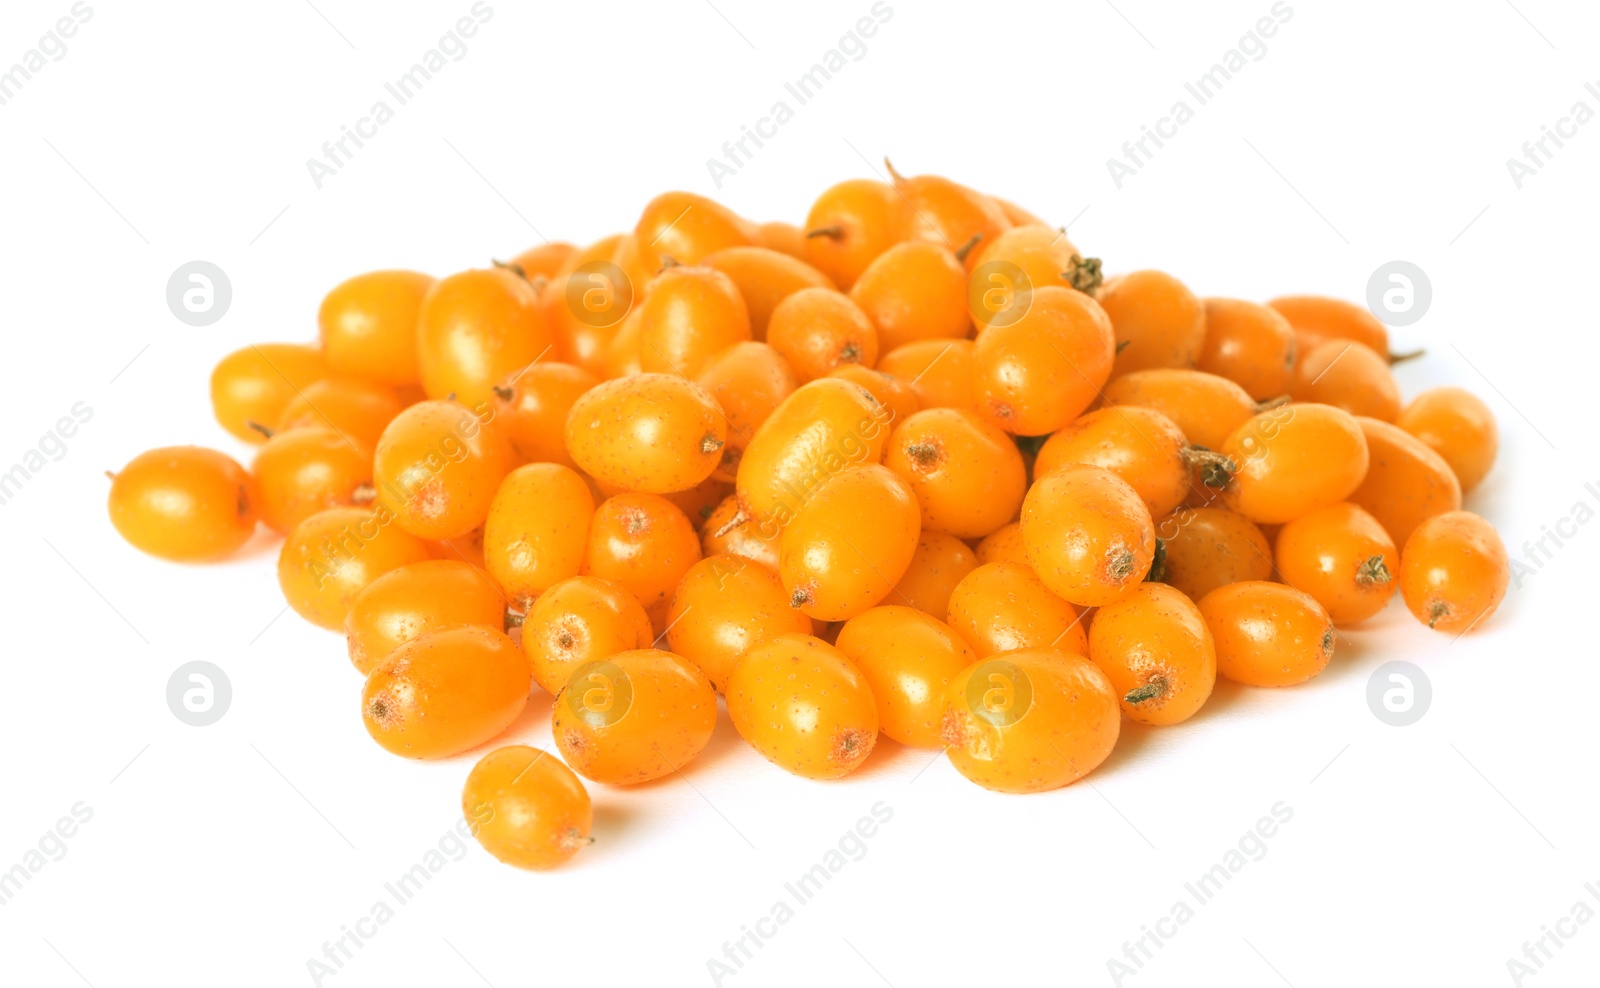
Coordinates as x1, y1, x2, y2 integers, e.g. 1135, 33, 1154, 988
1, 1, 1597, 985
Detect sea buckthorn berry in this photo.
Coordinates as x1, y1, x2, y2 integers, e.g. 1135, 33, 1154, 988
584, 493, 702, 629
1349, 417, 1462, 548
968, 225, 1096, 330
884, 160, 1011, 270
1198, 297, 1296, 401
828, 364, 919, 425
634, 190, 756, 272
318, 270, 434, 388
655, 474, 732, 532
755, 221, 807, 258
108, 446, 259, 561
274, 376, 404, 451
976, 521, 1030, 567
779, 465, 921, 622
766, 287, 879, 382
1268, 294, 1393, 365
1021, 465, 1156, 608
946, 561, 1089, 657
1396, 387, 1499, 493
702, 495, 782, 570
484, 463, 595, 611
993, 196, 1049, 227
971, 285, 1116, 435
1400, 511, 1509, 634
803, 178, 911, 290
1098, 270, 1206, 378
636, 264, 752, 377
566, 373, 728, 495
940, 648, 1119, 794
1089, 582, 1216, 725
849, 241, 971, 353
1290, 340, 1401, 421
1151, 506, 1273, 602
416, 267, 554, 408
666, 554, 813, 694
278, 506, 430, 629
551, 649, 717, 785
884, 408, 1025, 539
889, 531, 978, 621
727, 633, 879, 780
1101, 368, 1265, 450
427, 525, 487, 570
697, 342, 799, 482
735, 377, 889, 528
490, 362, 599, 469
1220, 403, 1369, 524
1198, 582, 1335, 687
702, 245, 835, 340
363, 625, 530, 759
601, 306, 645, 379
1274, 503, 1398, 625
546, 234, 636, 376
462, 746, 591, 871
508, 242, 577, 281
877, 339, 975, 411
344, 560, 506, 675
210, 343, 329, 444
834, 606, 975, 748
1034, 406, 1191, 520
523, 576, 653, 696
373, 400, 515, 541
251, 428, 373, 535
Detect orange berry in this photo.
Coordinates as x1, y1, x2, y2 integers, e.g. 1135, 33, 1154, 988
1198, 297, 1296, 401
877, 339, 975, 411
1290, 340, 1401, 421
696, 342, 799, 482
108, 446, 259, 561
1034, 406, 1190, 519
754, 221, 806, 259
766, 287, 879, 382
971, 285, 1115, 435
666, 555, 812, 693
522, 576, 653, 696
889, 531, 978, 621
344, 559, 506, 675
566, 373, 728, 494
968, 225, 1095, 331
633, 190, 755, 272
251, 428, 373, 535
701, 494, 782, 570
654, 473, 733, 532
940, 647, 1119, 794
426, 525, 487, 570
1101, 368, 1263, 450
318, 270, 434, 388
884, 160, 1011, 270
546, 234, 637, 376
277, 506, 431, 630
1348, 417, 1462, 547
462, 746, 591, 870
210, 342, 328, 444
363, 625, 529, 758
735, 377, 889, 528
779, 465, 921, 621
1400, 511, 1508, 634
636, 264, 752, 377
552, 648, 717, 784
827, 364, 920, 425
274, 376, 403, 451
1021, 464, 1156, 607
1089, 582, 1216, 725
1220, 403, 1369, 524
506, 242, 577, 281
1396, 387, 1498, 493
1099, 270, 1205, 378
583, 493, 702, 629
483, 463, 595, 611
993, 197, 1049, 227
490, 362, 599, 469
372, 400, 515, 541
834, 606, 975, 748
946, 561, 1089, 657
802, 178, 911, 290
849, 241, 970, 351
1275, 502, 1399, 625
1198, 581, 1335, 687
727, 633, 879, 780
884, 407, 1025, 539
417, 268, 554, 408
702, 245, 834, 340
1151, 506, 1273, 602
975, 521, 1030, 567
1268, 294, 1391, 365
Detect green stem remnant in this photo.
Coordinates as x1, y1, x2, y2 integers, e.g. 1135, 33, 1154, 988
954, 233, 983, 264
1182, 446, 1238, 489
246, 420, 275, 440
503, 607, 525, 632
492, 385, 515, 403
1147, 538, 1169, 584
1388, 348, 1426, 366
1355, 554, 1393, 587
492, 258, 529, 281
805, 225, 844, 240
1065, 254, 1103, 294
1124, 675, 1169, 705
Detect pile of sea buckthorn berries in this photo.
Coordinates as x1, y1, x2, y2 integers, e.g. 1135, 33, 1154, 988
107, 163, 1508, 870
